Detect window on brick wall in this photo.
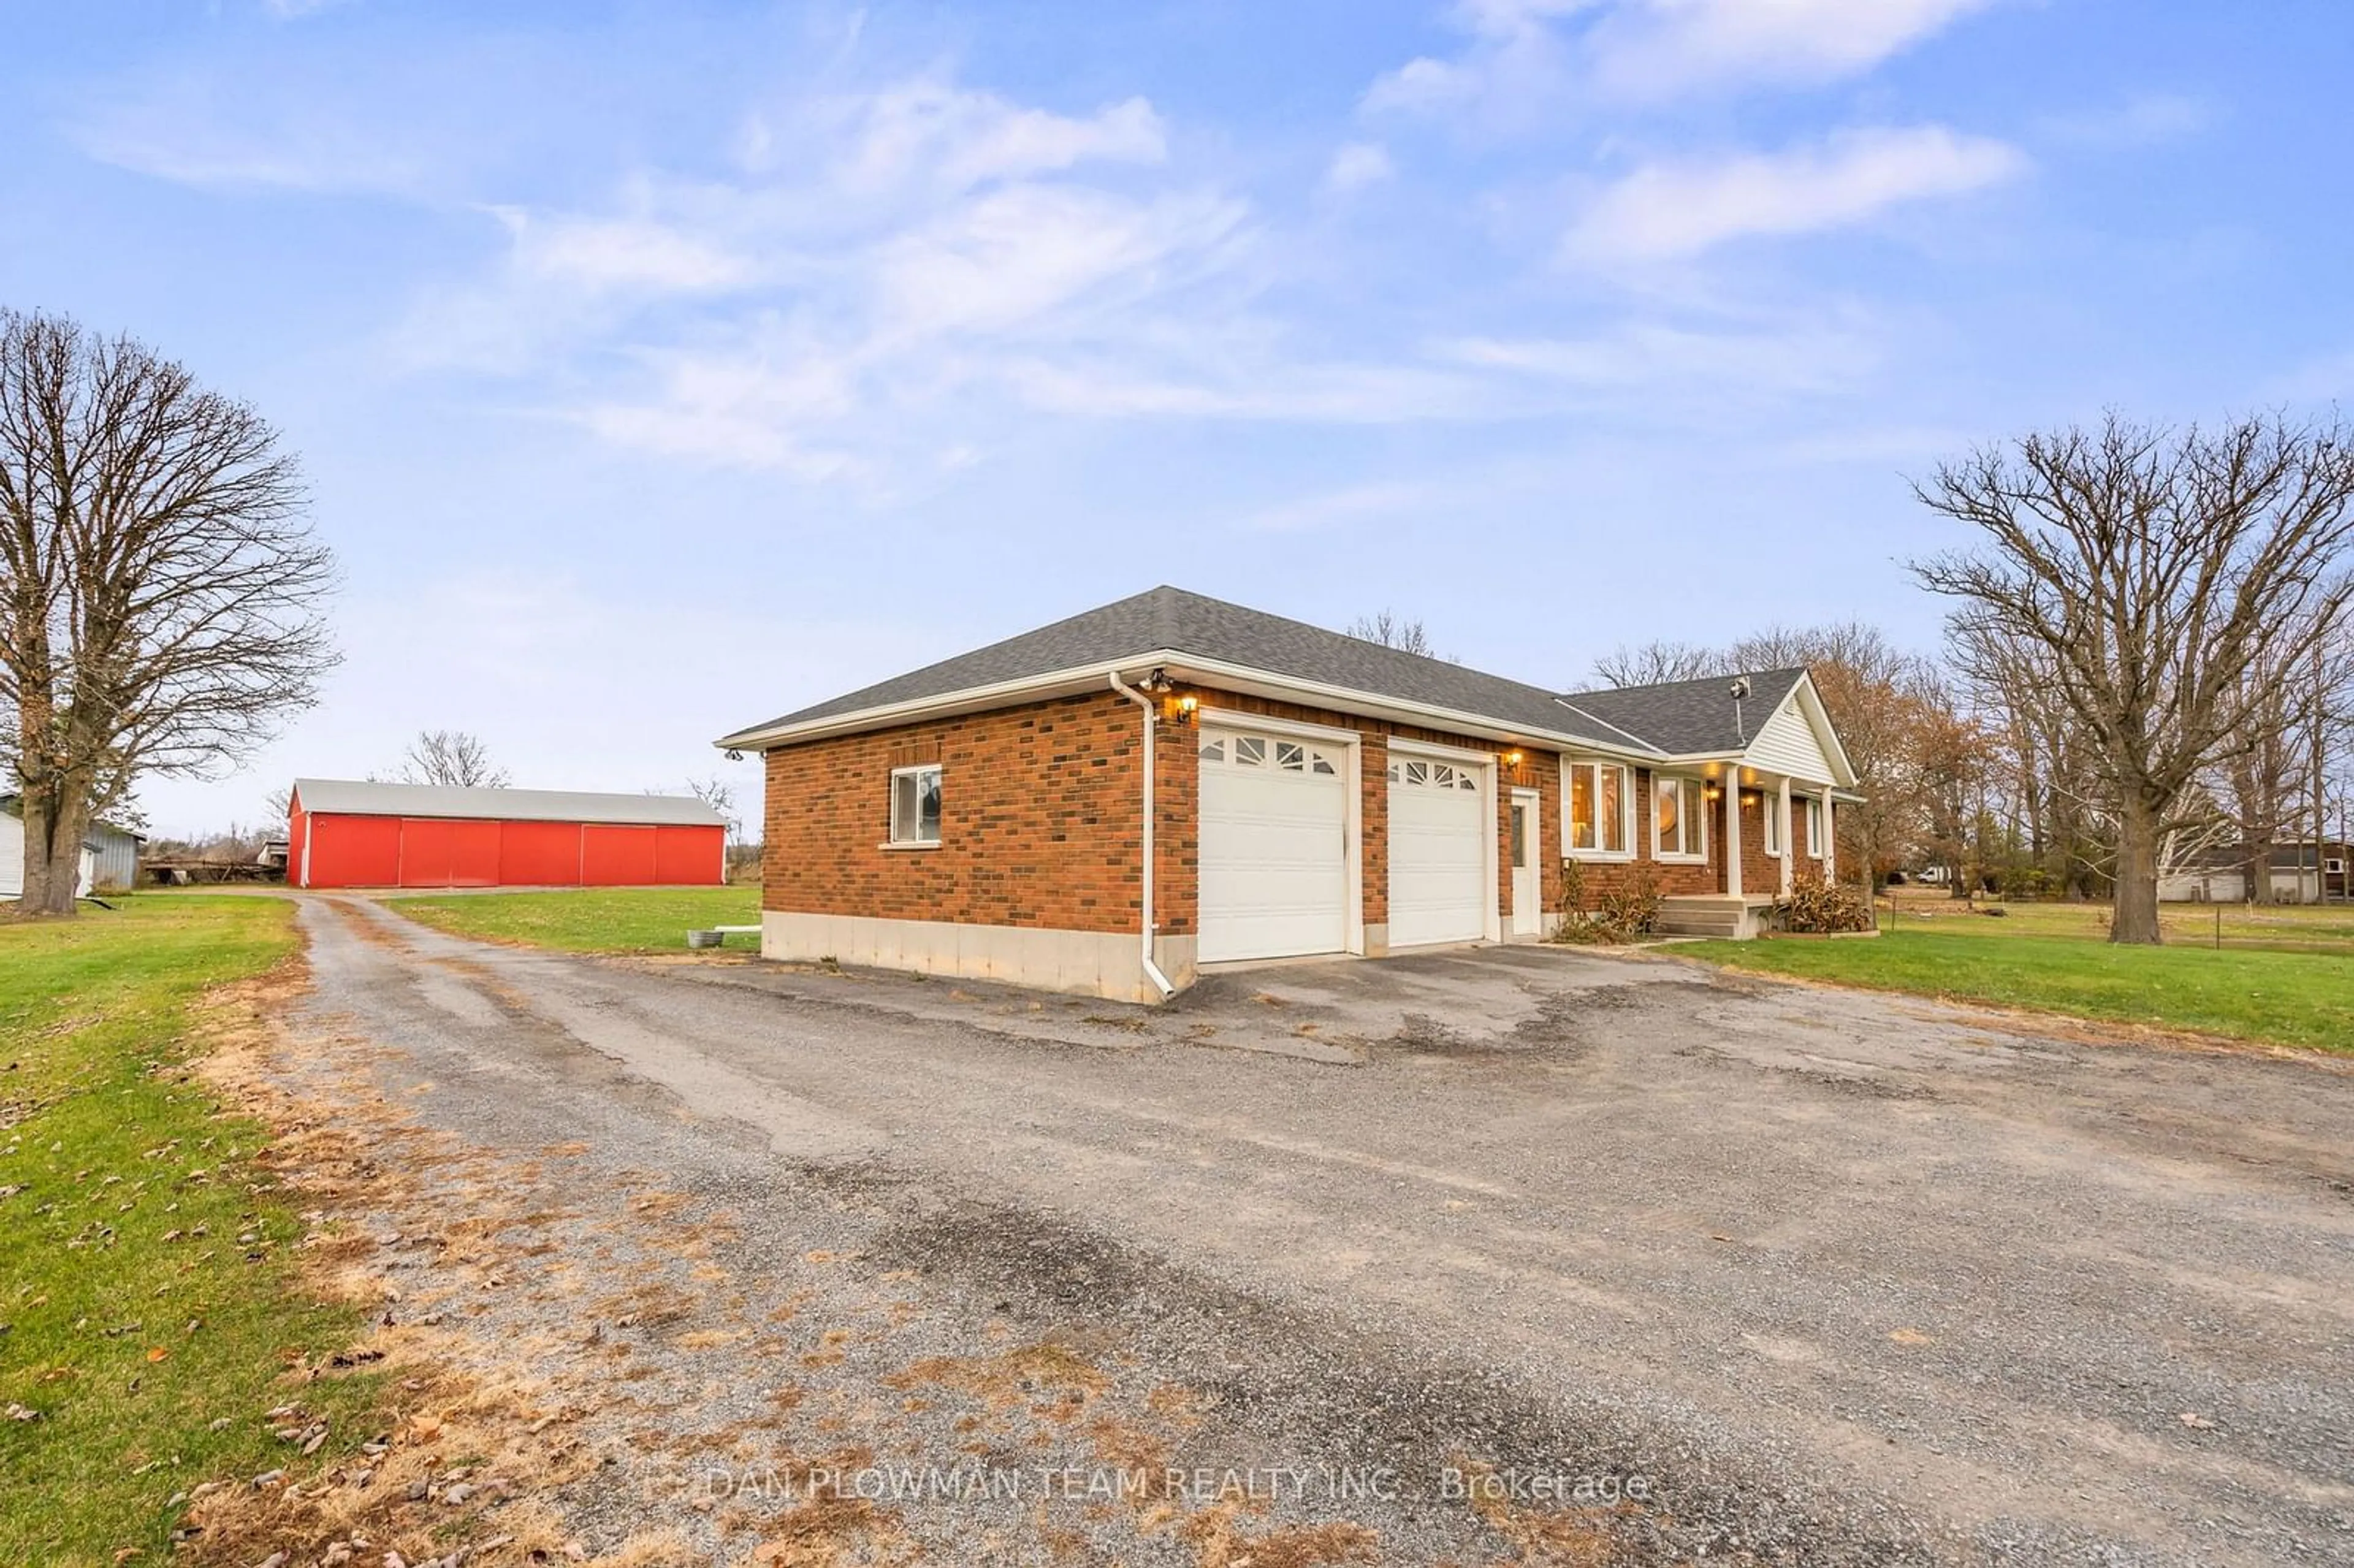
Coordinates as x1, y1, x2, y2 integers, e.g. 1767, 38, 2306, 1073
1563, 758, 1632, 858
1654, 777, 1707, 860
1805, 796, 1825, 858
889, 764, 942, 845
1764, 796, 1785, 856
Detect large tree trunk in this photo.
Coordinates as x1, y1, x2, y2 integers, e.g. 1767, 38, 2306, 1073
17, 779, 90, 916
2112, 796, 2165, 944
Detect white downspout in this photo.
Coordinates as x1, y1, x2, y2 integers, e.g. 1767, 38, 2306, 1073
1109, 672, 1178, 1000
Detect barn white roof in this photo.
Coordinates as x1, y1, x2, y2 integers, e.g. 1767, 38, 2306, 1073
291, 778, 727, 827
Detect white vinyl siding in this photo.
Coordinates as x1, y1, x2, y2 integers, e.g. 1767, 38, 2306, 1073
1748, 696, 1838, 785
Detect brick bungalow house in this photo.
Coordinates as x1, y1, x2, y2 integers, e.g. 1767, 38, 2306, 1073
720, 586, 1859, 1003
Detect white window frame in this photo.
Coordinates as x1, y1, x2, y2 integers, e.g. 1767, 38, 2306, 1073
886, 763, 943, 848
1560, 758, 1634, 861
1764, 794, 1785, 857
1805, 796, 1826, 859
1653, 775, 1708, 863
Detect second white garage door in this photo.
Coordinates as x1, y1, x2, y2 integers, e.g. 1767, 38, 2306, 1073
1198, 725, 1351, 963
1387, 755, 1489, 948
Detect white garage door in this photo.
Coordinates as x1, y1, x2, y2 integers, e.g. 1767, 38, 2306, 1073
1198, 725, 1350, 963
1387, 755, 1488, 948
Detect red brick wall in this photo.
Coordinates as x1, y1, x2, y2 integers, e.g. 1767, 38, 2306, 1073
1563, 767, 1717, 904
760, 682, 1768, 937
763, 691, 1156, 935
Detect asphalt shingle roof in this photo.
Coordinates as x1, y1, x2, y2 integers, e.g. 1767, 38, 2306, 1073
292, 779, 727, 827
725, 585, 1637, 748
1555, 668, 1808, 756
723, 585, 1807, 760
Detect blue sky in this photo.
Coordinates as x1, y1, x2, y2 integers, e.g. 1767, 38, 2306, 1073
6, 1, 2351, 835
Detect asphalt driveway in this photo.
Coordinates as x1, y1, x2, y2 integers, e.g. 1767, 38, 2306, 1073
278, 897, 2354, 1566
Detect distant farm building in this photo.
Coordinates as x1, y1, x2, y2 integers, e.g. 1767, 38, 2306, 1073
288, 779, 728, 889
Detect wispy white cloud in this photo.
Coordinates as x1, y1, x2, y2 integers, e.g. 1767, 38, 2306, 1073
1586, 0, 2000, 99
496, 209, 758, 294
1439, 318, 1878, 394
1323, 142, 1395, 195
1363, 0, 1995, 123
1564, 126, 2025, 262
2039, 91, 2214, 151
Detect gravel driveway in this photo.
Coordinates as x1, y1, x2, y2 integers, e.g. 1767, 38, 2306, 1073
272, 896, 2354, 1567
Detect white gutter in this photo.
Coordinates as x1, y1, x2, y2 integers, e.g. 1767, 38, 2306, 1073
720, 651, 1659, 762
1107, 671, 1178, 1000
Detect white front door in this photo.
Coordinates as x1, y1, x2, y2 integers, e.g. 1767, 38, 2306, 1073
1386, 754, 1489, 948
1197, 725, 1352, 963
1509, 788, 1541, 937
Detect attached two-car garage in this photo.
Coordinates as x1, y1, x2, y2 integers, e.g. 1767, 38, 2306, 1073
1195, 721, 1493, 964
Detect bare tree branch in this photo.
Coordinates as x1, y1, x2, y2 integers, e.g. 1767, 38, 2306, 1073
398, 729, 511, 789
1911, 412, 2354, 942
0, 309, 337, 915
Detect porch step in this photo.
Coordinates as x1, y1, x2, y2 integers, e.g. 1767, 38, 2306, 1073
1655, 895, 1775, 940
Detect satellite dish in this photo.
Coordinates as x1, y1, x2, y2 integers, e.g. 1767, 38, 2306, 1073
1728, 677, 1751, 701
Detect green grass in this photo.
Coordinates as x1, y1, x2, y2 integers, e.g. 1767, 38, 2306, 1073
0, 897, 379, 1566
1682, 916, 2354, 1055
386, 885, 761, 953
1874, 896, 2354, 954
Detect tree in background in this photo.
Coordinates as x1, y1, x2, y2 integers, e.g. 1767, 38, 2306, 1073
0, 310, 336, 915
398, 729, 510, 789
1347, 609, 1441, 660
1913, 414, 2354, 943
1588, 640, 1721, 688
1588, 622, 1947, 889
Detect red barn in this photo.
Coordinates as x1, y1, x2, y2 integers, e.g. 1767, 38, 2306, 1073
288, 778, 729, 889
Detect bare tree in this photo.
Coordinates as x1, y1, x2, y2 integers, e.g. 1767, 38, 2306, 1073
0, 310, 336, 915
400, 729, 510, 789
677, 774, 737, 839
1913, 414, 2354, 943
1588, 640, 1723, 688
1347, 609, 1441, 660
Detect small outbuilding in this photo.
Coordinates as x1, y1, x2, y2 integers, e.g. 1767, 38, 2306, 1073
0, 802, 97, 901
288, 779, 728, 889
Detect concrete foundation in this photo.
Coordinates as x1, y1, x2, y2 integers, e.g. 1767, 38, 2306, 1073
761, 911, 1198, 1004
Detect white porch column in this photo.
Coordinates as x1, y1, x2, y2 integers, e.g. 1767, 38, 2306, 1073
1723, 778, 1743, 898
1778, 777, 1794, 895
1823, 797, 1837, 880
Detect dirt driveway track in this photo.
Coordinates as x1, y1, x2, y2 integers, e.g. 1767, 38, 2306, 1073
283, 896, 2354, 1566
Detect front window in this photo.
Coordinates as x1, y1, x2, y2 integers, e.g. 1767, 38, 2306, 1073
1564, 759, 1631, 857
889, 765, 942, 844
1655, 777, 1705, 859
1805, 797, 1826, 858
1764, 795, 1784, 856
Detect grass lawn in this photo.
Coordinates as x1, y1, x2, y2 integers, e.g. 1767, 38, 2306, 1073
386, 885, 761, 953
0, 896, 379, 1566
1681, 911, 2354, 1055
